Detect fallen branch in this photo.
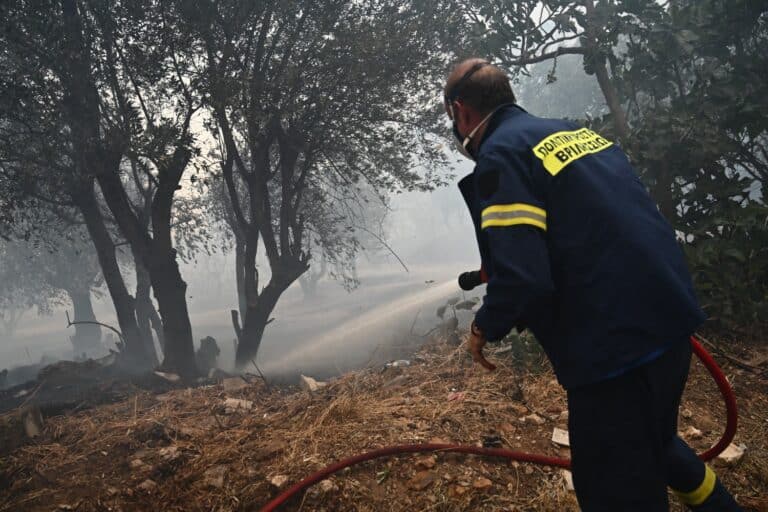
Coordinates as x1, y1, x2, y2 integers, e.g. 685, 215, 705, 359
65, 311, 125, 349
695, 333, 765, 374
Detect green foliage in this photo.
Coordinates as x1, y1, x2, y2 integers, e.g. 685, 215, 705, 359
621, 0, 768, 335
683, 204, 768, 336
467, 0, 768, 337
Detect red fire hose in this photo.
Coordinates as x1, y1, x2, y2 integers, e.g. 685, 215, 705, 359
260, 335, 738, 511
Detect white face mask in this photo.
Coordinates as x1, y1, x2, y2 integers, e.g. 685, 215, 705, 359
453, 107, 506, 161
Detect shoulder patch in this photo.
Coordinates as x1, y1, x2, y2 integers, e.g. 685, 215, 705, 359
533, 128, 613, 176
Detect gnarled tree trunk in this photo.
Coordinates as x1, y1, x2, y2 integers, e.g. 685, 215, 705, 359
147, 250, 198, 377
234, 271, 301, 366
234, 236, 247, 321
231, 227, 307, 366
74, 185, 152, 368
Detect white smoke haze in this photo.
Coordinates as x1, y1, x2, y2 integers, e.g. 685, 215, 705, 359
0, 56, 612, 383
0, 170, 483, 380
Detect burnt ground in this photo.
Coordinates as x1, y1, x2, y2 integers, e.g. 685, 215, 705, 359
1, 335, 767, 512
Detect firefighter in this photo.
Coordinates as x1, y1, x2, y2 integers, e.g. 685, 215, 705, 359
446, 58, 741, 511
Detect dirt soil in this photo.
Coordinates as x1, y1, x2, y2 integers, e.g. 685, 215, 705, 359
1, 336, 767, 512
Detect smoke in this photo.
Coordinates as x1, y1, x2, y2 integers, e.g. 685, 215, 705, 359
259, 278, 464, 377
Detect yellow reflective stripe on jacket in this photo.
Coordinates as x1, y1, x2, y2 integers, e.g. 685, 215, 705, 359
673, 465, 717, 506
481, 203, 547, 231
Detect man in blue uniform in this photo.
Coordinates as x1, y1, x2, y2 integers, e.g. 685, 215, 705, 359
446, 58, 741, 511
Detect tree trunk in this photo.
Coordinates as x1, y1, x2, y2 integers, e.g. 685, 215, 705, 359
75, 186, 152, 369
148, 253, 198, 378
235, 239, 247, 321
593, 59, 630, 141
65, 287, 102, 357
583, 0, 630, 142
93, 156, 198, 378
233, 225, 307, 366
60, 0, 151, 370
235, 280, 286, 366
133, 252, 160, 367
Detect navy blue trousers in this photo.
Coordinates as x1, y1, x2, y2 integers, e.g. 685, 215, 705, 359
567, 339, 741, 511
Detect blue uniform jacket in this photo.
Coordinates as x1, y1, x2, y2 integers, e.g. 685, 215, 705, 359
459, 104, 705, 389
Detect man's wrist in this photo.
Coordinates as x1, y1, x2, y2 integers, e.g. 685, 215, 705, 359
471, 320, 483, 337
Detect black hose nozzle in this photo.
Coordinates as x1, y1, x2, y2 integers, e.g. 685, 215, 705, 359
458, 270, 483, 291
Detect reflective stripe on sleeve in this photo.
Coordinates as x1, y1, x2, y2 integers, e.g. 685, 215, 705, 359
481, 203, 547, 231
673, 465, 717, 506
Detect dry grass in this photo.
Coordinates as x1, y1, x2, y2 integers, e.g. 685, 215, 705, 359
1, 336, 766, 511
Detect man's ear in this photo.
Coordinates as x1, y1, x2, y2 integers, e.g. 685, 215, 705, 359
457, 100, 479, 133
454, 99, 468, 126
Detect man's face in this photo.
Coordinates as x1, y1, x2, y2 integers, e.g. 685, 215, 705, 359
445, 98, 458, 131
446, 97, 474, 142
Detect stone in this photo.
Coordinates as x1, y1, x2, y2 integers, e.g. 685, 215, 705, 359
319, 479, 338, 492
551, 427, 570, 447
222, 377, 250, 392
223, 398, 253, 414
408, 470, 437, 490
159, 446, 181, 461
523, 413, 545, 425
154, 371, 180, 383
415, 455, 437, 469
137, 479, 157, 492
717, 443, 746, 463
681, 425, 703, 440
299, 374, 327, 392
204, 465, 228, 488
499, 422, 516, 434
452, 484, 469, 496
269, 474, 289, 488
473, 477, 493, 490
20, 406, 44, 438
561, 470, 575, 491
508, 403, 528, 415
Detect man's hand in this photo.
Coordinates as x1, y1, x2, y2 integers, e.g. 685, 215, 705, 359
468, 321, 496, 371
